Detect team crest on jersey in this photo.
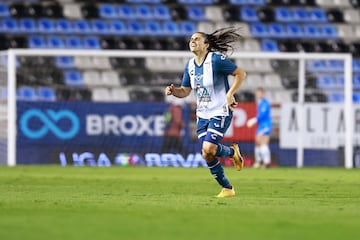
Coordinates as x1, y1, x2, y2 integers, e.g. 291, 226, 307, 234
196, 85, 211, 104
194, 74, 203, 82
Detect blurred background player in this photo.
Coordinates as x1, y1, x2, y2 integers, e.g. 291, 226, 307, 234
161, 97, 186, 156
246, 87, 272, 168
165, 27, 247, 198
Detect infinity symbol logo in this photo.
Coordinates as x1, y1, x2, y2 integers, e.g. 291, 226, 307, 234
20, 109, 80, 139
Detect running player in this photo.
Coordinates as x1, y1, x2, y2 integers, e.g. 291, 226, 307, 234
246, 87, 272, 168
165, 28, 246, 198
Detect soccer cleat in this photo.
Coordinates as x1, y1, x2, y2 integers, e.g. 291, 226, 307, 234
216, 187, 235, 198
230, 143, 244, 171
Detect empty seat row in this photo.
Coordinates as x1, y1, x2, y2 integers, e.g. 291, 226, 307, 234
327, 92, 360, 103
0, 2, 62, 19
307, 60, 345, 72
28, 35, 101, 49
250, 23, 338, 39
241, 73, 284, 89
99, 4, 171, 20
228, 0, 265, 5
55, 56, 112, 70
83, 70, 121, 87
278, 39, 359, 54
321, 58, 360, 72
92, 87, 164, 102
0, 18, 197, 36
317, 74, 360, 89
274, 7, 327, 22
16, 86, 55, 101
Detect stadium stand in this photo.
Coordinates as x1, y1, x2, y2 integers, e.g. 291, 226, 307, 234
0, 0, 359, 103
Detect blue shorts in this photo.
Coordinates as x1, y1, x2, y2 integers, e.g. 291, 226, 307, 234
196, 114, 233, 145
256, 126, 271, 136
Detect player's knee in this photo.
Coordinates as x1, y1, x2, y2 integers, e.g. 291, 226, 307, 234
202, 146, 216, 162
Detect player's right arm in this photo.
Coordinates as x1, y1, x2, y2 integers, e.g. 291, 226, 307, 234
165, 61, 192, 98
165, 84, 191, 98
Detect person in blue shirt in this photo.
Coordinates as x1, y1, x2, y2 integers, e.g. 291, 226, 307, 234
246, 87, 272, 168
165, 28, 247, 198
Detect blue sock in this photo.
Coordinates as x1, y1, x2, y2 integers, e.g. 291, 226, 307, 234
207, 159, 232, 189
215, 143, 235, 157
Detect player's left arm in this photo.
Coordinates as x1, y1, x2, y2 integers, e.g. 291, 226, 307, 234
227, 67, 247, 111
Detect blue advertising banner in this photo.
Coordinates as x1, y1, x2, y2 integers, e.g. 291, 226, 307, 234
17, 101, 196, 164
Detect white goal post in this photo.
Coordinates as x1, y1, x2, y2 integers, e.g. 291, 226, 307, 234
2, 49, 354, 168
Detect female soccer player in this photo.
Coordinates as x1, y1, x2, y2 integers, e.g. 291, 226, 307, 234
246, 87, 272, 168
165, 28, 246, 198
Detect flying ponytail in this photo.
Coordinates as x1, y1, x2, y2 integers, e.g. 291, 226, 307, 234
201, 27, 244, 55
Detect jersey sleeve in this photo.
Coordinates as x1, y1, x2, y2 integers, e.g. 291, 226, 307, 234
213, 53, 237, 75
181, 61, 191, 87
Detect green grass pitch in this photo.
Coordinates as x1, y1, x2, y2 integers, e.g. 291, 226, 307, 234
0, 166, 359, 240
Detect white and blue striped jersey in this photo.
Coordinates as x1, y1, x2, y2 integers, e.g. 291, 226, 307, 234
181, 52, 237, 119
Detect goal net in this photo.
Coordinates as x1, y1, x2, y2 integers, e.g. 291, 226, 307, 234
1, 49, 354, 168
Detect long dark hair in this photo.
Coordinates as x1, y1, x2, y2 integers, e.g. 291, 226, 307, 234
200, 27, 244, 55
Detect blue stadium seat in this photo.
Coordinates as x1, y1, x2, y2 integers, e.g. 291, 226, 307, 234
353, 59, 360, 73
275, 7, 294, 22
286, 23, 303, 38
99, 4, 118, 19
118, 5, 136, 19
180, 21, 197, 36
64, 70, 84, 87
241, 7, 259, 22
135, 5, 153, 19
73, 20, 92, 34
188, 6, 206, 21
268, 23, 287, 38
108, 20, 127, 35
163, 21, 180, 36
307, 60, 325, 72
65, 36, 83, 49
261, 39, 279, 52
321, 24, 337, 39
55, 56, 74, 69
91, 20, 109, 35
317, 75, 336, 89
353, 93, 360, 103
230, 0, 252, 5
153, 5, 171, 20
17, 86, 37, 101
250, 23, 269, 37
293, 8, 310, 22
309, 8, 327, 23
0, 87, 7, 100
327, 60, 344, 72
334, 75, 344, 88
28, 35, 47, 48
0, 18, 18, 33
0, 3, 10, 17
38, 18, 55, 33
127, 21, 144, 35
19, 18, 37, 33
328, 92, 344, 102
37, 87, 56, 101
248, 0, 265, 5
55, 19, 73, 34
47, 36, 65, 48
354, 75, 360, 89
303, 24, 322, 38
179, 0, 213, 4
144, 21, 162, 35
83, 36, 101, 49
